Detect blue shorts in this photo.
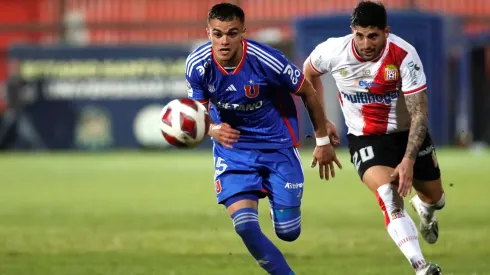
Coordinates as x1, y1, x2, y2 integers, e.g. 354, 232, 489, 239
213, 144, 305, 208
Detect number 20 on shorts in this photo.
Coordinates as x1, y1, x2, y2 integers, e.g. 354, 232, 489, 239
353, 146, 374, 171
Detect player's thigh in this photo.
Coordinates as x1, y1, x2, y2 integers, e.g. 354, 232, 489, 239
262, 147, 305, 209
347, 133, 404, 192
213, 145, 265, 208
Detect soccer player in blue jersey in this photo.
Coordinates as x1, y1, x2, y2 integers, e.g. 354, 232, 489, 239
185, 3, 341, 274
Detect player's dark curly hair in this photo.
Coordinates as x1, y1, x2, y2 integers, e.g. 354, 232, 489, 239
207, 2, 245, 23
350, 1, 387, 29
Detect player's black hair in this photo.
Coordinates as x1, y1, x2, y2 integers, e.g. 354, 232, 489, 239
207, 2, 245, 23
350, 1, 387, 29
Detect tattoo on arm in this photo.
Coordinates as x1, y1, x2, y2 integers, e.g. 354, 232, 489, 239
404, 91, 429, 161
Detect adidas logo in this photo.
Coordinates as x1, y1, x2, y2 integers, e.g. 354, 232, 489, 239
225, 84, 237, 92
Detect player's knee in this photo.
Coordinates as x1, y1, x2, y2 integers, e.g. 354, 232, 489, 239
271, 206, 302, 242
231, 208, 261, 238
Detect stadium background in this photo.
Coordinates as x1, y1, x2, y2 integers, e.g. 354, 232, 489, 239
0, 1, 489, 274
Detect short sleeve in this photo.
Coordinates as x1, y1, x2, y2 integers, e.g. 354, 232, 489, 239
306, 39, 334, 74
185, 55, 209, 104
400, 48, 427, 95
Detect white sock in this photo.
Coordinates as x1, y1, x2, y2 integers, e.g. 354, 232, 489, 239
417, 193, 446, 218
376, 184, 427, 270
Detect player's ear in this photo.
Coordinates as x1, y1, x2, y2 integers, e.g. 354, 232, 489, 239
384, 26, 390, 37
242, 27, 247, 38
206, 28, 211, 41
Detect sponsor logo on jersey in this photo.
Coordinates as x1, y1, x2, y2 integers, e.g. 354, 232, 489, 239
355, 80, 381, 88
339, 68, 348, 77
407, 61, 420, 85
284, 182, 304, 189
340, 90, 399, 105
384, 64, 399, 81
216, 100, 263, 111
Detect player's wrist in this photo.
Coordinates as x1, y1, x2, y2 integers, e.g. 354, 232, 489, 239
315, 135, 330, 146
208, 123, 218, 137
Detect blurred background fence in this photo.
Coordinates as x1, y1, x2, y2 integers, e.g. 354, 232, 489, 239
0, 0, 489, 151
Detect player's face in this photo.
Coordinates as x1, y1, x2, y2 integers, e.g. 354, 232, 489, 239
351, 26, 389, 61
207, 18, 245, 65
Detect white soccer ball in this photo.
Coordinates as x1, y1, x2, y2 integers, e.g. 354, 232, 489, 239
159, 98, 210, 148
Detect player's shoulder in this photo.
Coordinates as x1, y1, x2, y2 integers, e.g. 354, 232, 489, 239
388, 34, 418, 56
246, 39, 285, 57
245, 39, 289, 73
185, 42, 212, 78
314, 34, 352, 53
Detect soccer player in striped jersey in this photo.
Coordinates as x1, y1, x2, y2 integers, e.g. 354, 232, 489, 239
303, 1, 444, 274
185, 3, 341, 274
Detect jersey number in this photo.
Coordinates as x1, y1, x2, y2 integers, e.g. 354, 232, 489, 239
353, 146, 375, 171
283, 64, 301, 85
214, 157, 228, 177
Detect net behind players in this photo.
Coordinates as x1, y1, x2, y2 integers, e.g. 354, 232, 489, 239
303, 1, 445, 274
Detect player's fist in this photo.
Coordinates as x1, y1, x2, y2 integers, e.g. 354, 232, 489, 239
208, 123, 240, 149
326, 120, 341, 147
311, 143, 342, 181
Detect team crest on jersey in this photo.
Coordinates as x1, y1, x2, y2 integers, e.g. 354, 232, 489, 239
244, 85, 260, 98
384, 64, 399, 81
208, 85, 216, 93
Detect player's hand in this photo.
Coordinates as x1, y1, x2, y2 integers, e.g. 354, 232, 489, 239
326, 120, 341, 147
208, 123, 240, 149
391, 158, 415, 197
311, 144, 342, 181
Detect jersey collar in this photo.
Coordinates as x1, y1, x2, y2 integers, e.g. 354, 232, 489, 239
212, 40, 247, 75
351, 38, 387, 63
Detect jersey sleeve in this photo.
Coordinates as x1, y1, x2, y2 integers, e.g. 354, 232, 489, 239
252, 46, 305, 94
185, 61, 209, 104
306, 38, 334, 74
400, 48, 427, 95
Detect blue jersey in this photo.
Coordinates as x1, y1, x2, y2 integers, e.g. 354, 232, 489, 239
185, 39, 305, 149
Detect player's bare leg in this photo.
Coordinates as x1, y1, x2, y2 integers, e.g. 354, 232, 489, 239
410, 179, 446, 244
226, 198, 295, 275
362, 166, 439, 273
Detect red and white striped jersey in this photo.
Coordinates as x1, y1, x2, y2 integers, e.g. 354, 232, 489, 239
306, 33, 427, 136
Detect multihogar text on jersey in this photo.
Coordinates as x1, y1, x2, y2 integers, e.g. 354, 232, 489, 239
340, 90, 399, 105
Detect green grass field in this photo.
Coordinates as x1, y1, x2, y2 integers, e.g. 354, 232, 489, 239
0, 148, 489, 275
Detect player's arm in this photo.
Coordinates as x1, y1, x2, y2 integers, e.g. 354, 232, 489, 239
295, 79, 329, 142
400, 50, 429, 161
303, 39, 341, 146
404, 91, 429, 161
392, 47, 429, 196
295, 77, 342, 179
303, 56, 326, 110
185, 65, 239, 148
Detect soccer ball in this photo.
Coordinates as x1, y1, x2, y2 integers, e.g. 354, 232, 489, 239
159, 98, 210, 148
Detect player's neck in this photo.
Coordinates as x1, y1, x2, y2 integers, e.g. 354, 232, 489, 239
217, 42, 244, 68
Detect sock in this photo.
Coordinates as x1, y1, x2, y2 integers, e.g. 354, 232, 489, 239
232, 208, 295, 275
416, 192, 446, 218
376, 184, 427, 270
